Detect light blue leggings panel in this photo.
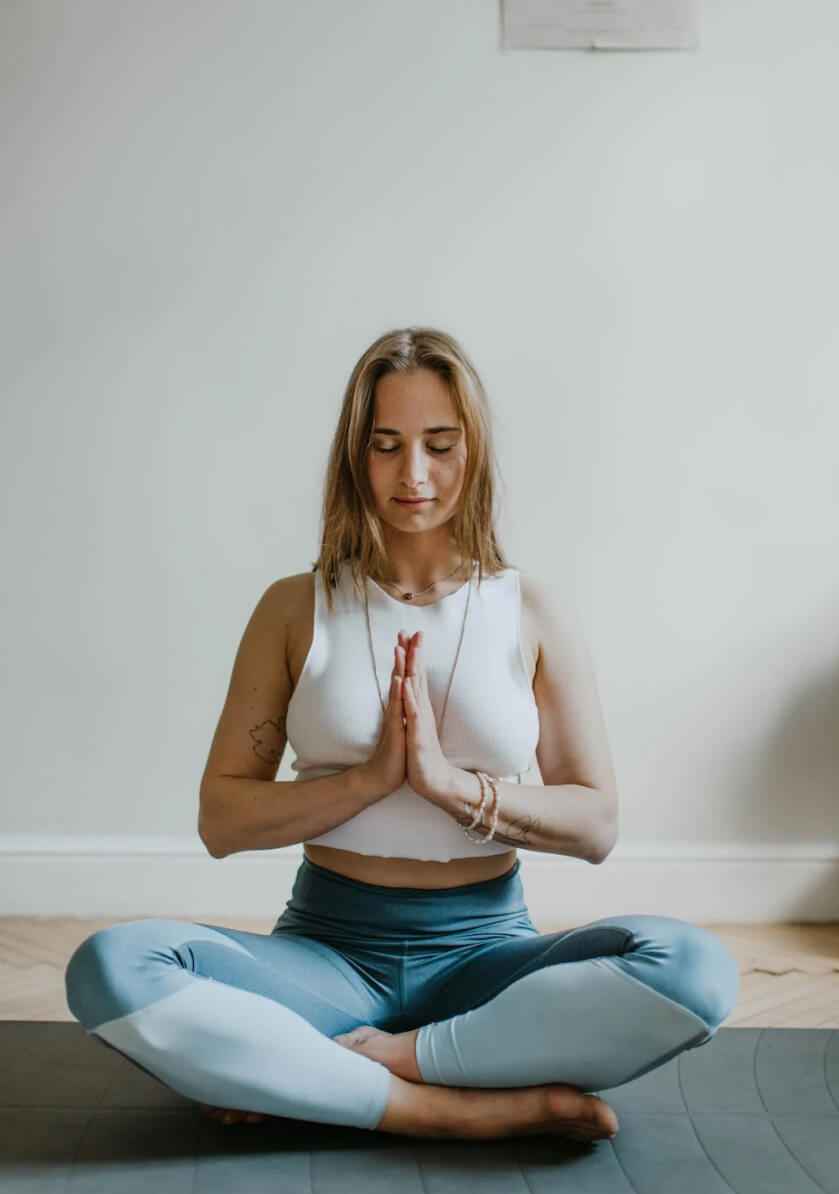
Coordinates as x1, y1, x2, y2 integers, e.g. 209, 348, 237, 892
64, 857, 740, 1131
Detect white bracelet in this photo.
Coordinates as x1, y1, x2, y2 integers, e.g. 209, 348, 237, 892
465, 771, 489, 829
481, 773, 500, 842
461, 772, 500, 843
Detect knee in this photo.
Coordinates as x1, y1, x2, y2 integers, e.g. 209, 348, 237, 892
668, 922, 741, 1031
65, 927, 114, 1027
64, 920, 157, 1030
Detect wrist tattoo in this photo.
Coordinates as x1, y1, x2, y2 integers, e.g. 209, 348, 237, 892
496, 815, 539, 845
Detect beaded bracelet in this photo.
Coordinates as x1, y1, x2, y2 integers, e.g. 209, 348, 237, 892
461, 771, 500, 844
464, 772, 489, 829
463, 773, 499, 842
480, 774, 500, 842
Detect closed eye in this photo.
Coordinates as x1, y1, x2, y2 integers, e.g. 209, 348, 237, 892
373, 446, 453, 454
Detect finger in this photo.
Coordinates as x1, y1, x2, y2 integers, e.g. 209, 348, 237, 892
406, 642, 422, 692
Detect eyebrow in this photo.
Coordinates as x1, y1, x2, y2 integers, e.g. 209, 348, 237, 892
373, 425, 461, 435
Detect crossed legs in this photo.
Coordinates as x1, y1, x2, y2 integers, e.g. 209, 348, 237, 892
337, 912, 739, 1079
64, 912, 739, 1138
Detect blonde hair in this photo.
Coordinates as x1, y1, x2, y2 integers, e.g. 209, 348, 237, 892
312, 326, 512, 613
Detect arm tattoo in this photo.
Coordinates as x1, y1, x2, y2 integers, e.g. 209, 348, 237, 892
249, 718, 286, 764
456, 801, 540, 846
495, 816, 539, 845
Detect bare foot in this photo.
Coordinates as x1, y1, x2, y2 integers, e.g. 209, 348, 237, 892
334, 1026, 619, 1143
332, 1025, 422, 1082
378, 1072, 619, 1142
198, 1102, 265, 1125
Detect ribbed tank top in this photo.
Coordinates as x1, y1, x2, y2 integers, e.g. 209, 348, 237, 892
284, 560, 540, 861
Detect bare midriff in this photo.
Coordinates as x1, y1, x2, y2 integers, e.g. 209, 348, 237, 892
303, 841, 518, 889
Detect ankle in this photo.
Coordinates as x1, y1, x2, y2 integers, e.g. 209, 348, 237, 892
375, 1073, 438, 1136
399, 1028, 423, 1083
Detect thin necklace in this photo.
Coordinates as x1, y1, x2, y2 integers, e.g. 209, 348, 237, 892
363, 566, 474, 735
375, 559, 465, 602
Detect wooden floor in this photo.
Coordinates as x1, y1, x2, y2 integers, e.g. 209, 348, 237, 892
2, 917, 838, 1027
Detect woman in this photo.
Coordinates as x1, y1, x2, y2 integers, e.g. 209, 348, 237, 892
64, 326, 740, 1143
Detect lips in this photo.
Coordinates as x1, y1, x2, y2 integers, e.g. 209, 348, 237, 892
395, 498, 432, 504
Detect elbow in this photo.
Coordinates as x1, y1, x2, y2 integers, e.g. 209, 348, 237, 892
198, 812, 229, 860
199, 830, 224, 860
589, 797, 618, 865
590, 837, 615, 865
198, 782, 237, 859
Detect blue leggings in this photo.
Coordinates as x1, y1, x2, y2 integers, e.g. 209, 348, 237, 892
64, 856, 740, 1131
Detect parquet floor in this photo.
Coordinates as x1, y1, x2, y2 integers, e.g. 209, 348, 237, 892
1, 917, 838, 1026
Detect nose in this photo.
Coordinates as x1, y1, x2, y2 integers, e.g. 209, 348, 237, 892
397, 444, 428, 488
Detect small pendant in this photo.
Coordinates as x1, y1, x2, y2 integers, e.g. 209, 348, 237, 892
404, 593, 413, 601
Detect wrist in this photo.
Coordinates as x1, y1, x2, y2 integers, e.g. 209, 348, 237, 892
352, 764, 390, 803
447, 766, 484, 824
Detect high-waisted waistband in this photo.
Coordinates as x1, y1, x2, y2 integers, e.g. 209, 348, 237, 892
272, 855, 532, 941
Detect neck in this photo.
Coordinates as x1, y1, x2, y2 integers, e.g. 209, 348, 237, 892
375, 527, 469, 592
377, 552, 469, 594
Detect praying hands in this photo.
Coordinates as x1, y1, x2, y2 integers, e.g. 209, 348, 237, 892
399, 629, 459, 803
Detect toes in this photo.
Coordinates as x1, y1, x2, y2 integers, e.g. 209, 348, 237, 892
199, 1104, 261, 1126
334, 1028, 371, 1045
203, 1107, 249, 1125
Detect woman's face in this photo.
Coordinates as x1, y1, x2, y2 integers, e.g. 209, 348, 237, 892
367, 368, 467, 532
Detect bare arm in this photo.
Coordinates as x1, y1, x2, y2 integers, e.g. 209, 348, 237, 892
428, 574, 619, 865
436, 769, 613, 864
199, 765, 384, 858
198, 574, 386, 859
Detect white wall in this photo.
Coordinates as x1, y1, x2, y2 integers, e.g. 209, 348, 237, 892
2, 0, 837, 920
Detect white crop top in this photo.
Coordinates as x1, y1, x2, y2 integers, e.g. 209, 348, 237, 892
284, 560, 540, 861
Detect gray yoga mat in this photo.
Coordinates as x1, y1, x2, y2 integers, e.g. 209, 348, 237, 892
1, 1022, 838, 1192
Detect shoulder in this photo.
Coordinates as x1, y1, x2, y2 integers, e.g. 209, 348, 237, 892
271, 570, 316, 599
260, 571, 316, 625
517, 570, 578, 625
516, 571, 587, 662
518, 570, 617, 810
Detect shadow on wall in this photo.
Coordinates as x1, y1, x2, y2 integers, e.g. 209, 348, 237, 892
733, 599, 839, 919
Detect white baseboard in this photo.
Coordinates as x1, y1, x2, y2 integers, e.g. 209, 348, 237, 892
2, 836, 838, 923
